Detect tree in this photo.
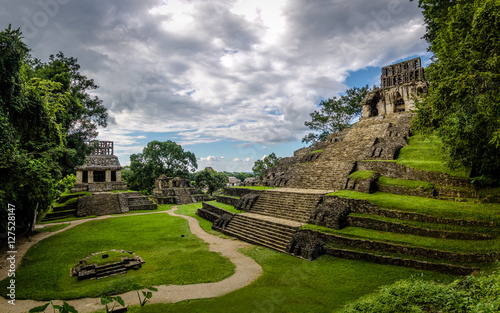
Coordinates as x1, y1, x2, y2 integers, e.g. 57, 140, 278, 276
303, 85, 369, 143
411, 0, 500, 177
194, 168, 228, 195
127, 140, 197, 193
252, 153, 280, 177
0, 27, 73, 234
33, 52, 108, 173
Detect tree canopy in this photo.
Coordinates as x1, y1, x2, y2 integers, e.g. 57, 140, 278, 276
194, 168, 228, 195
0, 26, 107, 234
411, 0, 500, 177
127, 140, 198, 194
303, 85, 369, 144
252, 153, 280, 177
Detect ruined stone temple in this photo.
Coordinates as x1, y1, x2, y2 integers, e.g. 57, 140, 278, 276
72, 141, 127, 193
152, 175, 211, 205
360, 57, 429, 118
195, 58, 492, 275
67, 141, 156, 217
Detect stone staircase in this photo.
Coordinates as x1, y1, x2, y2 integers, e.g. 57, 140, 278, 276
125, 193, 157, 211
284, 114, 413, 190
222, 214, 301, 253
173, 188, 194, 205
249, 190, 323, 223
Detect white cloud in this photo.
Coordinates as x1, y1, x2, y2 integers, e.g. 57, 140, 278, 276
3, 0, 428, 153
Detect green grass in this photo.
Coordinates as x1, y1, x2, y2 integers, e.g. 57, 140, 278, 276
0, 213, 235, 300
310, 149, 324, 153
174, 203, 233, 238
85, 250, 133, 266
127, 246, 457, 313
231, 186, 279, 190
396, 134, 469, 178
53, 197, 79, 208
58, 190, 92, 198
377, 176, 434, 191
348, 213, 497, 236
302, 224, 500, 254
349, 171, 378, 181
204, 201, 245, 214
38, 215, 99, 224
329, 191, 500, 223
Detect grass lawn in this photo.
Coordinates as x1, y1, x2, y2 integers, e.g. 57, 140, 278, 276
122, 204, 458, 313
127, 246, 457, 313
204, 201, 245, 214
396, 134, 469, 178
329, 191, 500, 224
0, 213, 235, 300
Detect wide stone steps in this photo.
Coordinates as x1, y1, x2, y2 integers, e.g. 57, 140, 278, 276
249, 191, 322, 222
223, 215, 298, 253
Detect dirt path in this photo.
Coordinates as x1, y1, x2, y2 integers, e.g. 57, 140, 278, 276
0, 208, 262, 313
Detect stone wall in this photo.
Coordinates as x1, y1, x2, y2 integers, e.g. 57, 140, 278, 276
216, 195, 240, 207
76, 193, 123, 216
223, 187, 264, 198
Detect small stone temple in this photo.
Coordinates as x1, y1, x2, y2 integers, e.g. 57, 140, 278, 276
152, 175, 211, 205
72, 141, 127, 193
360, 57, 429, 118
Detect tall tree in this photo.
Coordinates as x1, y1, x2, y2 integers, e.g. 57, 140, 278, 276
127, 140, 198, 193
194, 168, 228, 195
0, 27, 73, 234
33, 52, 108, 173
303, 85, 369, 143
411, 0, 500, 177
252, 153, 280, 177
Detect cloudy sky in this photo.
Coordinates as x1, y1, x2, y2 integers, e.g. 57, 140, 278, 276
1, 0, 430, 172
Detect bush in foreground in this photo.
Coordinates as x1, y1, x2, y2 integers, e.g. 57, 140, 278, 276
341, 270, 500, 312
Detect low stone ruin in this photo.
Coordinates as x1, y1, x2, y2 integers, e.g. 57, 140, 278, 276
70, 250, 145, 280
152, 175, 211, 204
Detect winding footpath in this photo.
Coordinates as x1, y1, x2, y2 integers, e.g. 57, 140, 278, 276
0, 208, 263, 313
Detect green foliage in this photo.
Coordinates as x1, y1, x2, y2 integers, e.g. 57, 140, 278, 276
411, 0, 500, 177
194, 168, 228, 195
101, 295, 125, 313
341, 271, 500, 313
220, 171, 255, 181
137, 287, 158, 307
0, 27, 107, 235
252, 152, 280, 177
127, 140, 197, 194
303, 85, 369, 143
29, 301, 77, 313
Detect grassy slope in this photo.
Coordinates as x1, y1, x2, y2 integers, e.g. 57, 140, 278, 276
329, 191, 500, 223
395, 134, 469, 178
0, 213, 234, 300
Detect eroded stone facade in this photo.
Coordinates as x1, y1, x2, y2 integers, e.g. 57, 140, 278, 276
72, 141, 127, 192
361, 57, 429, 118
